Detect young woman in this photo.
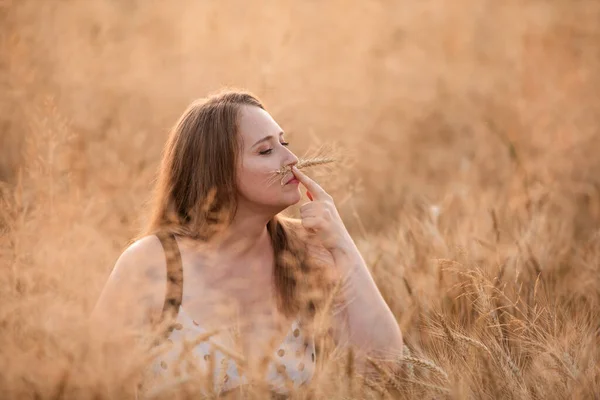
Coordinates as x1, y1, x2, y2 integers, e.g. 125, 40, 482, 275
92, 90, 403, 397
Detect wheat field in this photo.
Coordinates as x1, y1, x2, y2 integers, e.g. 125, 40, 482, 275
1, 0, 600, 399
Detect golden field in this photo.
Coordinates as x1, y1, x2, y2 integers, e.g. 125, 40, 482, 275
1, 0, 600, 398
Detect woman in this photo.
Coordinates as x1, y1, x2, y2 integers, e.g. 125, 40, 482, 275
92, 90, 403, 397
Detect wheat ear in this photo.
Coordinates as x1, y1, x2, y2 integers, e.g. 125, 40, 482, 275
274, 157, 336, 175
400, 356, 449, 381
266, 156, 337, 186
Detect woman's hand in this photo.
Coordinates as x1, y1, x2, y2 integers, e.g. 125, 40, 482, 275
292, 166, 352, 253
293, 167, 404, 363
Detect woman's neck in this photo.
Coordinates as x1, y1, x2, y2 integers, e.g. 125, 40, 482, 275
213, 208, 273, 258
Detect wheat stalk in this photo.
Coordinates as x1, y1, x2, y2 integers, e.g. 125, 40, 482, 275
454, 333, 492, 355
403, 378, 451, 395
402, 344, 415, 379
264, 156, 337, 187
452, 332, 522, 383
345, 347, 355, 396
294, 157, 336, 171
361, 376, 390, 399
549, 351, 578, 381
366, 357, 405, 394
400, 356, 449, 381
275, 157, 336, 175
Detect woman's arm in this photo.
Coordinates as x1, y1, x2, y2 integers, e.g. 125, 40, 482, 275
291, 167, 403, 365
329, 239, 403, 358
308, 239, 403, 362
90, 236, 168, 398
91, 235, 167, 339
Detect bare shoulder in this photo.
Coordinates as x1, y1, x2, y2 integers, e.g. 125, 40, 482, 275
92, 234, 168, 328
113, 235, 167, 280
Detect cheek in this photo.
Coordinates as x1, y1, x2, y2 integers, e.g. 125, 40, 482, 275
236, 161, 279, 198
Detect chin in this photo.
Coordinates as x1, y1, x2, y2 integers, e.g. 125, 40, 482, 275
270, 192, 301, 211
284, 189, 302, 205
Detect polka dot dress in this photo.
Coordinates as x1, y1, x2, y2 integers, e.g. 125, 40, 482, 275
145, 307, 316, 395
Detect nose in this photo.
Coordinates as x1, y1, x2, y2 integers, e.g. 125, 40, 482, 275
283, 147, 299, 168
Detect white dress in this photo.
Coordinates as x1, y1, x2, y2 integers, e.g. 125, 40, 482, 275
144, 306, 317, 396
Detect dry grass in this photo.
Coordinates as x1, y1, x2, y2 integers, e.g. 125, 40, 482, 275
2, 0, 600, 398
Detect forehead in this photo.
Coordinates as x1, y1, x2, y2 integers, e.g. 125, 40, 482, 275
238, 105, 283, 146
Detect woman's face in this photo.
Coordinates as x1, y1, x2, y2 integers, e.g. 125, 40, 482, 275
235, 105, 301, 211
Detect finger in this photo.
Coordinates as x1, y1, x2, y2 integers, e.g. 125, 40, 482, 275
300, 203, 323, 218
306, 191, 313, 201
292, 166, 328, 200
299, 202, 317, 213
300, 208, 317, 219
301, 217, 321, 231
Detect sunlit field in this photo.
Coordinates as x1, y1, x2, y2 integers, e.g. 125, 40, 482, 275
2, 1, 600, 398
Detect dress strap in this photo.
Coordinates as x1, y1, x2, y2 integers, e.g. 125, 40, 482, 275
155, 232, 183, 336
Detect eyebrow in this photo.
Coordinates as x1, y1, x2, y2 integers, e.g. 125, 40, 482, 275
251, 131, 285, 148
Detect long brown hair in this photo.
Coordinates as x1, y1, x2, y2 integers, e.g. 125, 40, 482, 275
143, 89, 319, 317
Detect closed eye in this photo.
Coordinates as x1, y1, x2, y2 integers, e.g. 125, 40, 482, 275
259, 142, 289, 155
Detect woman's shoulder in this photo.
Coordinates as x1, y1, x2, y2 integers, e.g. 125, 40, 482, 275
92, 234, 169, 326
114, 234, 168, 278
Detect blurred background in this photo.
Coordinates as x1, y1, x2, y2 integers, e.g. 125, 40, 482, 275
1, 0, 600, 398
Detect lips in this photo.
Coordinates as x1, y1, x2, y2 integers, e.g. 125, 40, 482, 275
283, 173, 298, 185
